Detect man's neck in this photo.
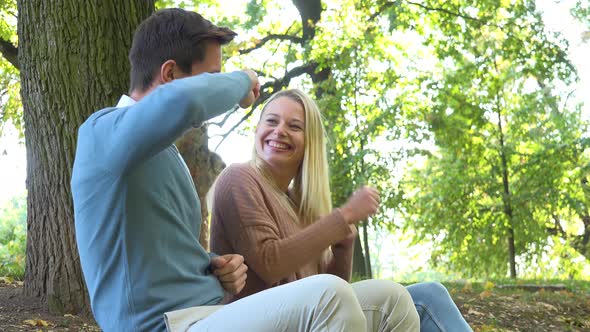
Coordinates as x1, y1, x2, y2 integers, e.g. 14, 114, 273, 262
130, 83, 158, 102
129, 89, 148, 102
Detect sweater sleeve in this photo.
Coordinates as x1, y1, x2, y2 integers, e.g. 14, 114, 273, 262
85, 71, 250, 174
213, 165, 353, 285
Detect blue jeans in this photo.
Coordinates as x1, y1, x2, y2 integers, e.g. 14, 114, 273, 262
407, 282, 473, 332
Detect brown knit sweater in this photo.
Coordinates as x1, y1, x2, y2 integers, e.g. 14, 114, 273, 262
210, 163, 354, 302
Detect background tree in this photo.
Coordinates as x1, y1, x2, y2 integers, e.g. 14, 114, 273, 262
15, 0, 154, 314
0, 193, 26, 278
0, 0, 20, 135
396, 0, 584, 278
0, 0, 588, 317
572, 0, 590, 40
199, 0, 414, 278
198, 0, 588, 279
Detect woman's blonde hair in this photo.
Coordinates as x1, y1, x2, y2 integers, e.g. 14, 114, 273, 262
252, 89, 332, 225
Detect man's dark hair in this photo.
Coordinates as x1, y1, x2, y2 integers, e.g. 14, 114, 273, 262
129, 8, 236, 92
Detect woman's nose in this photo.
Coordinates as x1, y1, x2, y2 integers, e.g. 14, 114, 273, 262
273, 123, 287, 136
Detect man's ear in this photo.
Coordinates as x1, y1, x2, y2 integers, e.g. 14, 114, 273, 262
160, 60, 177, 84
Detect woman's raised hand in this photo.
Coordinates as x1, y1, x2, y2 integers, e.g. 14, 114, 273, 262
339, 186, 380, 224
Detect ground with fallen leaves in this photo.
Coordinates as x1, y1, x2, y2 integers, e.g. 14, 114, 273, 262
0, 279, 98, 332
447, 280, 590, 331
0, 278, 588, 331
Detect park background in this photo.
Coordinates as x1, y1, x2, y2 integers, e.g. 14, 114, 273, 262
0, 0, 589, 331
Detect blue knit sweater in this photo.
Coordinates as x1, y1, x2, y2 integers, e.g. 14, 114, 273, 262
71, 71, 250, 331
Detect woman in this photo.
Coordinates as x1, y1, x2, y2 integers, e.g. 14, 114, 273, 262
210, 89, 472, 332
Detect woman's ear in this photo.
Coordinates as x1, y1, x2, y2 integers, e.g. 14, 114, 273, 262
159, 60, 177, 83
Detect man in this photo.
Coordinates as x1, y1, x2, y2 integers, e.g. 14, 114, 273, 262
72, 8, 395, 332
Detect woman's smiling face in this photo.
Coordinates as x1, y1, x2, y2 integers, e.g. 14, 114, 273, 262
255, 96, 306, 171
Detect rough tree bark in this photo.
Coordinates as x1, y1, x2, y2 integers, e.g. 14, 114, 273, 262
18, 0, 154, 314
175, 126, 225, 250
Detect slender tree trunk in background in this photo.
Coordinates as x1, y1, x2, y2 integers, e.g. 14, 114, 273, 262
574, 214, 590, 259
570, 179, 590, 260
496, 110, 517, 278
175, 126, 225, 250
352, 232, 368, 279
361, 221, 373, 279
18, 0, 154, 314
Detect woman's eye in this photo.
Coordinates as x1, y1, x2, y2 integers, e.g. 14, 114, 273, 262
266, 119, 277, 124
291, 125, 303, 130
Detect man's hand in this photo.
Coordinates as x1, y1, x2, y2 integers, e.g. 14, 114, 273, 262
239, 69, 260, 108
210, 254, 248, 295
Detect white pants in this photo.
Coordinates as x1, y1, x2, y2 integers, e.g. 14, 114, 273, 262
175, 275, 419, 332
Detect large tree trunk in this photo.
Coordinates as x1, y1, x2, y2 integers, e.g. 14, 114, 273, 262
175, 126, 226, 250
18, 0, 154, 314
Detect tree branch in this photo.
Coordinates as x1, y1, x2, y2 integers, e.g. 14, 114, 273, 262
213, 106, 258, 151
370, 1, 399, 21
240, 34, 304, 55
546, 212, 590, 260
208, 106, 239, 128
292, 0, 322, 40
0, 37, 19, 70
374, 0, 483, 21
374, 1, 523, 40
404, 0, 488, 22
213, 62, 319, 149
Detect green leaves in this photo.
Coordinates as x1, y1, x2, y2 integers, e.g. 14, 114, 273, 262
0, 0, 20, 137
244, 0, 267, 30
167, 0, 589, 278
0, 193, 26, 279
572, 0, 590, 33
0, 0, 16, 42
0, 0, 583, 279
397, 0, 586, 278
